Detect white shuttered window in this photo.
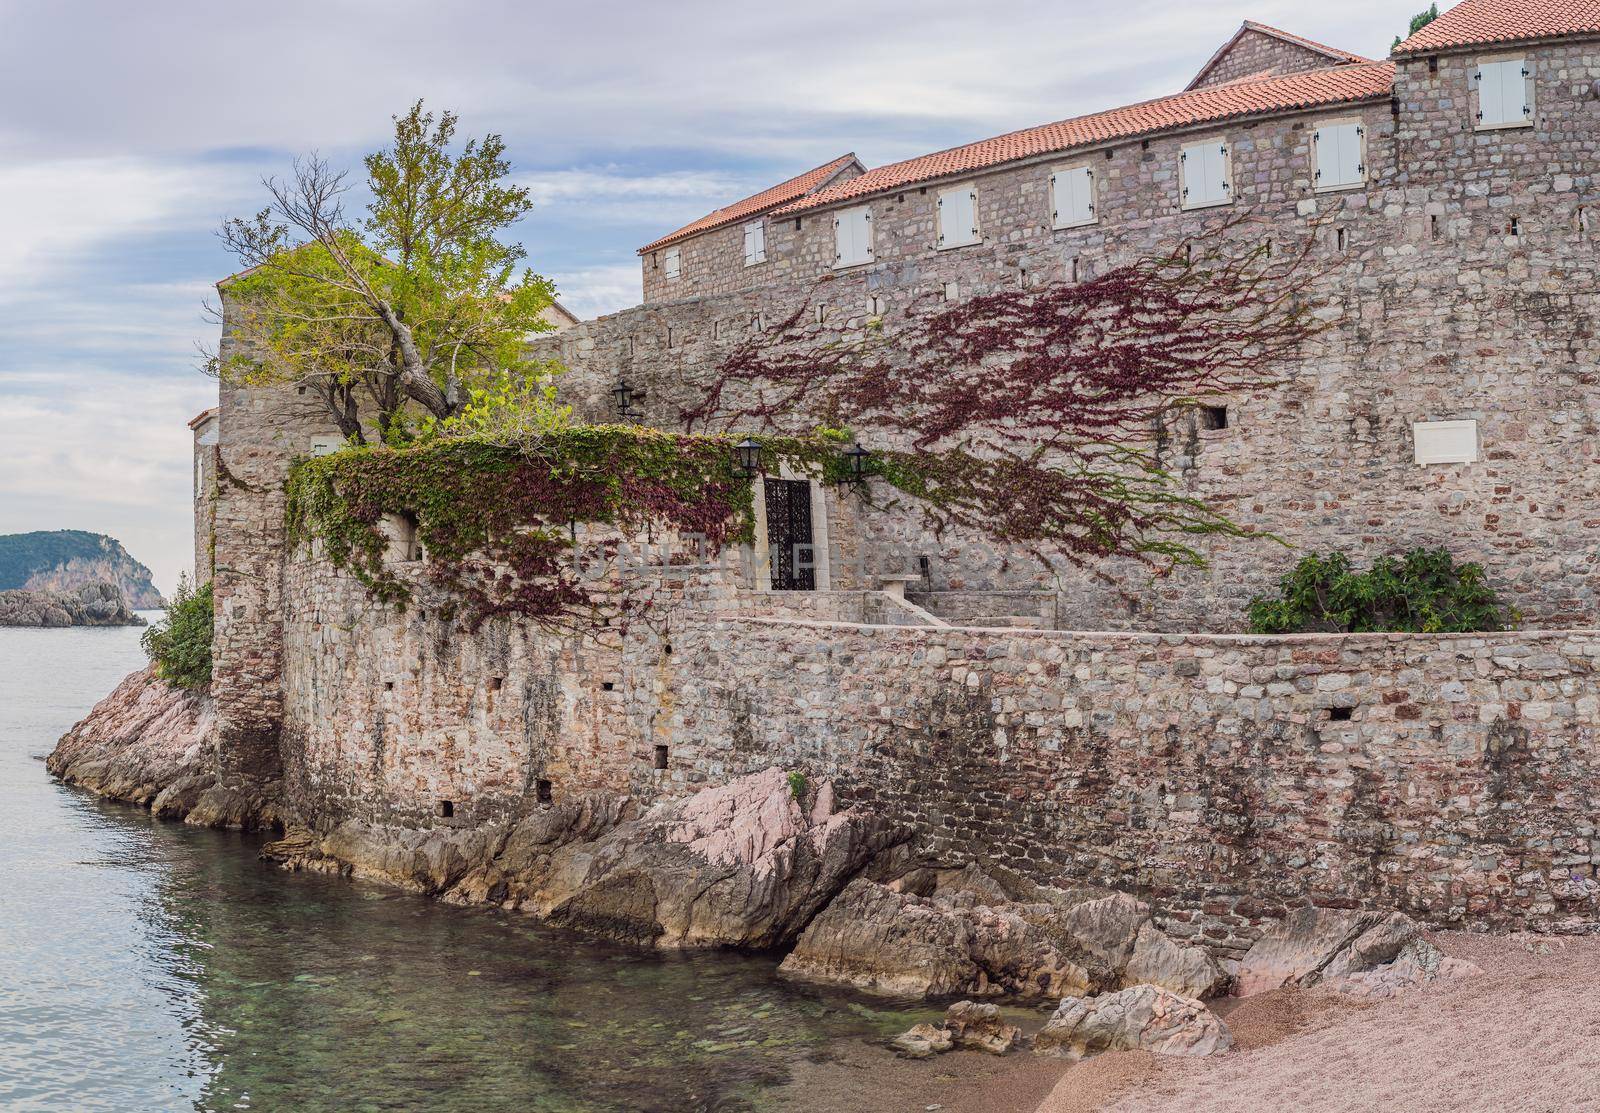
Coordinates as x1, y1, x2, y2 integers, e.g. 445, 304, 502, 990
1050, 165, 1096, 228
937, 185, 980, 248
1180, 140, 1232, 209
834, 206, 873, 268
1475, 57, 1533, 128
743, 220, 766, 266
663, 246, 681, 280
1313, 121, 1366, 191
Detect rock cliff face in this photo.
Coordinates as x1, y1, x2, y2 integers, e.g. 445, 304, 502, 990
265, 768, 901, 951
0, 582, 144, 627
0, 530, 164, 608
47, 665, 278, 828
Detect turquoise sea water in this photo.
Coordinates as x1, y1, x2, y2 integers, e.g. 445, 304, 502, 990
0, 618, 927, 1112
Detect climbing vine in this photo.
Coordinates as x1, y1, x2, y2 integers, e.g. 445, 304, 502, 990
683, 216, 1329, 570
286, 426, 845, 625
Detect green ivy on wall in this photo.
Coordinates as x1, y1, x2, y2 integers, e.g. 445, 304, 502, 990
285, 426, 850, 625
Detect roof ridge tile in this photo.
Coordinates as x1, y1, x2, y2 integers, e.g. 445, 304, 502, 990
774, 62, 1394, 217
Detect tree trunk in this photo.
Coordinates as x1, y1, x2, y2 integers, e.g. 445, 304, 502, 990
373, 298, 456, 419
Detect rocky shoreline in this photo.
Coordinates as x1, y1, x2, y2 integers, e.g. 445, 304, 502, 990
46, 665, 278, 827
0, 582, 145, 627
47, 666, 1478, 1081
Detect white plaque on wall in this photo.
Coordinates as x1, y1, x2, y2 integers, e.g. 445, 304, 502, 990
1412, 419, 1478, 465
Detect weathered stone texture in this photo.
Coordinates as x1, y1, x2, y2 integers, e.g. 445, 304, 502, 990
1191, 28, 1351, 89
649, 616, 1600, 952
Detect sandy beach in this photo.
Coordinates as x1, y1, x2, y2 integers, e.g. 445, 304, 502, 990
769, 932, 1600, 1113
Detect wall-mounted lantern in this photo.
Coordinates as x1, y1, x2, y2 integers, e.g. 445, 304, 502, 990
733, 437, 763, 478
842, 442, 871, 484
612, 378, 642, 421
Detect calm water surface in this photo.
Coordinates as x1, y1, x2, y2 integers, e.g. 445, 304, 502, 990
0, 618, 930, 1112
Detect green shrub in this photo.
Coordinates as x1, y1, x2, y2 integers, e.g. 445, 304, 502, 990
787, 771, 808, 803
1247, 548, 1516, 634
141, 576, 214, 689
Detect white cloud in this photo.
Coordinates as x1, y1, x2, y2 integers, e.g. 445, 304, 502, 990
0, 368, 213, 593
0, 158, 225, 294
547, 263, 644, 321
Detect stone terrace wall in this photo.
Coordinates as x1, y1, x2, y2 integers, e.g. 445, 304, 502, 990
275, 533, 890, 828
647, 615, 1600, 952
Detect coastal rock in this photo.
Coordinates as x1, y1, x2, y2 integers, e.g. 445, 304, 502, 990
890, 1023, 954, 1059
779, 876, 1224, 1003
47, 664, 277, 829
1033, 986, 1232, 1061
1235, 907, 1479, 998
269, 768, 899, 951
0, 581, 144, 627
890, 1001, 1022, 1059
942, 1001, 1023, 1055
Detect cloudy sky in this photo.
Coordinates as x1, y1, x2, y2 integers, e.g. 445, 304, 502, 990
0, 0, 1413, 593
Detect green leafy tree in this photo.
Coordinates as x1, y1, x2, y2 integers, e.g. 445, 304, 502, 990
1393, 3, 1439, 51
141, 576, 214, 689
210, 102, 562, 444
416, 369, 573, 449
1248, 547, 1516, 634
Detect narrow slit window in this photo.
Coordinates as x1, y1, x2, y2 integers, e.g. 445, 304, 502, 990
653, 745, 669, 770
437, 800, 455, 819
536, 779, 552, 804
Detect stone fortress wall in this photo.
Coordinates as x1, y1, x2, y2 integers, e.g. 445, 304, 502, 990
280, 544, 1600, 949
201, 6, 1600, 949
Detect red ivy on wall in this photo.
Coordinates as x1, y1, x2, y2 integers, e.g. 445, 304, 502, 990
682, 215, 1330, 570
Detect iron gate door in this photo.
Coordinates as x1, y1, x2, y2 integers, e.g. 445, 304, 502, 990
764, 478, 816, 590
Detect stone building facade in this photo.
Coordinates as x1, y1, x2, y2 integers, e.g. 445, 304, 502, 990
195, 0, 1600, 948
638, 154, 864, 304
1186, 21, 1373, 89
537, 3, 1600, 632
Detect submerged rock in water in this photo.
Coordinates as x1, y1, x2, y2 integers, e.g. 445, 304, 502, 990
779, 876, 1225, 1003
890, 1000, 1023, 1058
1033, 985, 1232, 1061
0, 581, 143, 627
267, 767, 901, 951
1235, 907, 1480, 999
47, 664, 277, 829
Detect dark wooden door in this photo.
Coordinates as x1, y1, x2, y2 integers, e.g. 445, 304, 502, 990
764, 479, 815, 590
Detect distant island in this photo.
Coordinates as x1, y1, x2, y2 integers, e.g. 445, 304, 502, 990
0, 530, 164, 609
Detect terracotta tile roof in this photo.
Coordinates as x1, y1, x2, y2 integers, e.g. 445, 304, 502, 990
187, 407, 218, 430
1394, 0, 1600, 54
774, 62, 1395, 217
638, 154, 862, 254
1186, 20, 1373, 90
